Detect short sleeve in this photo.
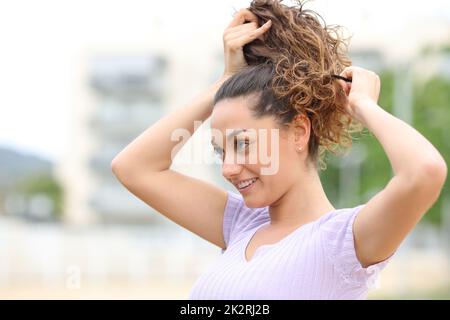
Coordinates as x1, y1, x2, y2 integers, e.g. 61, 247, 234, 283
320, 204, 395, 289
221, 190, 269, 253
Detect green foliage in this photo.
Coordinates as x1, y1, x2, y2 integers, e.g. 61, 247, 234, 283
15, 172, 64, 219
357, 70, 396, 202
421, 43, 450, 56
321, 70, 394, 206
412, 75, 450, 225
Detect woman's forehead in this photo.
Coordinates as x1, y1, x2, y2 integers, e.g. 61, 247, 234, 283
211, 97, 277, 132
211, 98, 252, 128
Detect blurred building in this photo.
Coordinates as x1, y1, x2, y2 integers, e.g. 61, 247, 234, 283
56, 36, 225, 225
57, 54, 162, 225
88, 55, 167, 223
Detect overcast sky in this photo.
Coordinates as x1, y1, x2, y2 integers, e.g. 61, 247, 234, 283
0, 0, 448, 161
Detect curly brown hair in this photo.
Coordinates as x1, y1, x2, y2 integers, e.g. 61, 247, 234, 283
213, 0, 365, 171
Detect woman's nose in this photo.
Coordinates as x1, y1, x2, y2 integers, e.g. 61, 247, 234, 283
221, 154, 242, 179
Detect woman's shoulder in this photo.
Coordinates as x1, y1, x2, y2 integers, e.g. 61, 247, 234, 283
316, 203, 366, 245
223, 190, 270, 249
318, 204, 366, 227
317, 203, 393, 289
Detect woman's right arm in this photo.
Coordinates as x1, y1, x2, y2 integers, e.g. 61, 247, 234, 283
111, 76, 231, 249
111, 8, 272, 250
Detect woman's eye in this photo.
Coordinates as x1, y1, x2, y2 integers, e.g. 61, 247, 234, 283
235, 139, 250, 152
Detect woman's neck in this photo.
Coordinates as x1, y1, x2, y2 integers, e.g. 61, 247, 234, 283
268, 169, 335, 228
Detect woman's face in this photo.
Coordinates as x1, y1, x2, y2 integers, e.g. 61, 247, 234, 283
210, 95, 310, 208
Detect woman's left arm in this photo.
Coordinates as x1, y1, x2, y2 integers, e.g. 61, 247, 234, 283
338, 66, 448, 268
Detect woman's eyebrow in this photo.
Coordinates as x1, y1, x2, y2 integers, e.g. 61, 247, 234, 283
211, 128, 248, 146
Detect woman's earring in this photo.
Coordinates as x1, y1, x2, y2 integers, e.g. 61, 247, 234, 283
297, 146, 303, 152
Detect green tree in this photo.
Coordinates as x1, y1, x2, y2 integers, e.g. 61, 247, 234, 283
321, 70, 395, 209
412, 74, 450, 225
15, 172, 64, 220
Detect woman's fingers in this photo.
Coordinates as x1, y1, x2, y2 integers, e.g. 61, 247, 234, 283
221, 8, 272, 77
227, 8, 258, 28
224, 22, 258, 39
338, 79, 351, 96
227, 20, 272, 48
340, 66, 355, 80
338, 66, 381, 108
225, 21, 270, 43
225, 9, 272, 43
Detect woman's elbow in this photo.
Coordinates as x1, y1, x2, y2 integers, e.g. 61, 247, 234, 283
409, 160, 448, 205
111, 155, 131, 179
422, 159, 447, 189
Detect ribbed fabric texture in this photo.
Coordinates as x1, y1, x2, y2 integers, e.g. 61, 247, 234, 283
188, 190, 394, 300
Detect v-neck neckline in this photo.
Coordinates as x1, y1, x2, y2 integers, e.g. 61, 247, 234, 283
242, 209, 337, 263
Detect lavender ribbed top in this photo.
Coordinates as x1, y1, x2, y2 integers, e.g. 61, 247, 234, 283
188, 190, 394, 300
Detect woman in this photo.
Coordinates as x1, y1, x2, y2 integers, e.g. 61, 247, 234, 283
111, 0, 447, 299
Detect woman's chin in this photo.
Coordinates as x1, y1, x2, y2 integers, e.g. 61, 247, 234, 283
242, 195, 267, 209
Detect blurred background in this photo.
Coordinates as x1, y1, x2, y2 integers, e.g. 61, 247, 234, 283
0, 0, 449, 299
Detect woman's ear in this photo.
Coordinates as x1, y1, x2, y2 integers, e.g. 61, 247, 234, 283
292, 114, 310, 148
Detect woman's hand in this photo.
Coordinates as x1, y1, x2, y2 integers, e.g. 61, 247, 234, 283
338, 66, 381, 125
222, 9, 272, 78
